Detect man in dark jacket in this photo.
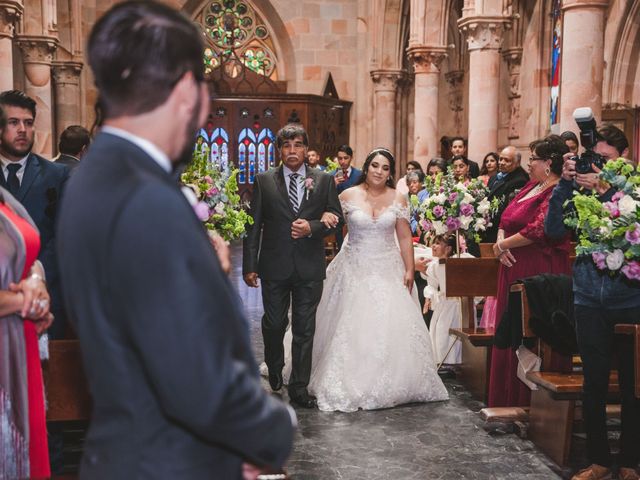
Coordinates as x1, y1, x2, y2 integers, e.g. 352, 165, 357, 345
57, 2, 294, 478
545, 124, 640, 480
55, 125, 91, 171
481, 145, 529, 243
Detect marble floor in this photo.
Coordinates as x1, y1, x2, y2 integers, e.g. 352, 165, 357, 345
229, 245, 567, 480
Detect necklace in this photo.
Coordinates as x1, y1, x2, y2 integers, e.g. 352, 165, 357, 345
517, 178, 558, 203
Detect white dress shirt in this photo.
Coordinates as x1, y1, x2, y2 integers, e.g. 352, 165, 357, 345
0, 154, 29, 185
283, 164, 306, 209
101, 126, 172, 173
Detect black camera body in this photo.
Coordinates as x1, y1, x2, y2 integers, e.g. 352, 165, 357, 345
572, 107, 605, 174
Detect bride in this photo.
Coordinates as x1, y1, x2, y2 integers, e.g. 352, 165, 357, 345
308, 148, 448, 412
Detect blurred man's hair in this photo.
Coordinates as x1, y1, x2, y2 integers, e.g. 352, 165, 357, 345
87, 0, 205, 119
598, 124, 629, 156
59, 126, 91, 156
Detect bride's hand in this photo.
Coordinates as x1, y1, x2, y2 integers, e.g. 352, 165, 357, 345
404, 270, 413, 293
320, 212, 338, 229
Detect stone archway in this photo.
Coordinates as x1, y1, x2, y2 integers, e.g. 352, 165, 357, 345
605, 0, 640, 106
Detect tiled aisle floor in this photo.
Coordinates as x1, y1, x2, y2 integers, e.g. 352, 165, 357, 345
229, 244, 563, 479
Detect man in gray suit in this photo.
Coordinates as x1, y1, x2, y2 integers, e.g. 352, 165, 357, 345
57, 2, 294, 478
243, 123, 342, 408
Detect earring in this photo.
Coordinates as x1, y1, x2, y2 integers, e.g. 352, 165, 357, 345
544, 167, 551, 177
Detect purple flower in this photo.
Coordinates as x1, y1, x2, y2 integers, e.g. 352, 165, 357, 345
621, 261, 640, 282
433, 205, 445, 218
205, 187, 219, 198
592, 251, 607, 270
460, 203, 475, 216
420, 220, 431, 231
448, 192, 458, 203
445, 217, 461, 231
194, 201, 210, 221
625, 224, 640, 245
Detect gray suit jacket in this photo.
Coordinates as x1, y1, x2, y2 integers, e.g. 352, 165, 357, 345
243, 165, 342, 281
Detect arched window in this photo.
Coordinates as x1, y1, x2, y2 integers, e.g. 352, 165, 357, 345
210, 127, 230, 171
257, 127, 275, 172
196, 1, 278, 80
238, 128, 257, 184
194, 128, 211, 162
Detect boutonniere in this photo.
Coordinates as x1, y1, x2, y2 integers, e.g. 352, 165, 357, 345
304, 177, 315, 200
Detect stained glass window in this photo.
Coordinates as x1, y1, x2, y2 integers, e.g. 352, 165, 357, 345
196, 1, 278, 79
257, 127, 276, 169
238, 128, 258, 184
210, 127, 230, 171
550, 0, 562, 126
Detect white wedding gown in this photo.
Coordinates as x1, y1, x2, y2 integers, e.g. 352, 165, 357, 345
308, 201, 448, 412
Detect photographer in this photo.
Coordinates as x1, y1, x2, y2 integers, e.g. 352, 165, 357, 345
545, 123, 640, 480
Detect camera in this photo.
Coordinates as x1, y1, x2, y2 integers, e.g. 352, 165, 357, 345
572, 107, 605, 174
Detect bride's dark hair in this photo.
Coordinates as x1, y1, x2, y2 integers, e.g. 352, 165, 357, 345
354, 147, 396, 189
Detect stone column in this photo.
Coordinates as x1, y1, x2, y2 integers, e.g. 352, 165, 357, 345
458, 17, 507, 161
17, 34, 57, 157
52, 60, 83, 141
370, 69, 404, 154
407, 46, 447, 170
503, 47, 522, 140
0, 1, 23, 91
559, 0, 608, 132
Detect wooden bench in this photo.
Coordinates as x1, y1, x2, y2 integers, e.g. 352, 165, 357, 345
43, 340, 92, 422
444, 257, 499, 402
614, 323, 640, 398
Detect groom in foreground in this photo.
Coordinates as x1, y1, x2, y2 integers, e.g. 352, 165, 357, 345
244, 124, 342, 408
57, 2, 294, 478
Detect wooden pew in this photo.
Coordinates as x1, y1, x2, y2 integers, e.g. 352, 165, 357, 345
43, 339, 92, 422
443, 257, 500, 402
614, 323, 640, 398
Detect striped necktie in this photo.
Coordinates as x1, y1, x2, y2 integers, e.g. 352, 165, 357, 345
288, 172, 300, 214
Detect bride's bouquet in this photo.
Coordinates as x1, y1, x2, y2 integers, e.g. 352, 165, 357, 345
181, 150, 253, 241
412, 170, 499, 243
564, 158, 640, 281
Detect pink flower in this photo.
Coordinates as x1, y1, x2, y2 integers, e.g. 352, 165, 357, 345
206, 187, 219, 198
612, 191, 624, 202
445, 217, 461, 231
626, 224, 640, 245
304, 177, 315, 191
603, 201, 620, 218
448, 192, 458, 203
592, 251, 607, 270
621, 261, 640, 282
420, 220, 431, 231
204, 175, 213, 184
194, 201, 210, 221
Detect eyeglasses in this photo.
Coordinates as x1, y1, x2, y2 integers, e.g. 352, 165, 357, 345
529, 156, 547, 162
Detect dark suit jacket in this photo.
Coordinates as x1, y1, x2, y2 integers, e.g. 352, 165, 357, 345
57, 133, 294, 479
481, 166, 530, 242
335, 167, 361, 194
55, 153, 80, 170
243, 165, 342, 281
0, 153, 69, 318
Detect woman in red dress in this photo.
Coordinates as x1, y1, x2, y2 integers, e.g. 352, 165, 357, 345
487, 135, 573, 407
0, 107, 53, 478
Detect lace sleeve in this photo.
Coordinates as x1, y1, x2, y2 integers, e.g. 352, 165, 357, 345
340, 200, 355, 217
394, 204, 411, 222
519, 195, 551, 243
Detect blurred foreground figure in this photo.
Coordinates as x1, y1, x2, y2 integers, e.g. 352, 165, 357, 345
57, 2, 294, 478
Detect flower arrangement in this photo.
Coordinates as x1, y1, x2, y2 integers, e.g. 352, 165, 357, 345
181, 149, 253, 241
412, 169, 499, 243
564, 158, 640, 281
324, 157, 340, 174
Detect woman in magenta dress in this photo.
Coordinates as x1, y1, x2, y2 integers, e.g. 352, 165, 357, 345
487, 135, 572, 407
0, 108, 53, 478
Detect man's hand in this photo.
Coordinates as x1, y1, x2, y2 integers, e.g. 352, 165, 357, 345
561, 153, 576, 182
320, 212, 339, 229
415, 256, 429, 273
291, 219, 311, 239
243, 272, 259, 288
576, 164, 609, 194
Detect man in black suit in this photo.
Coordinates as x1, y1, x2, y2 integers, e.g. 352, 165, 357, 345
482, 145, 530, 243
243, 123, 342, 409
55, 125, 90, 171
450, 136, 480, 178
57, 2, 294, 478
0, 90, 70, 339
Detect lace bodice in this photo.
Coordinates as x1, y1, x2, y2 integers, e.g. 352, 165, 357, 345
340, 201, 410, 253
